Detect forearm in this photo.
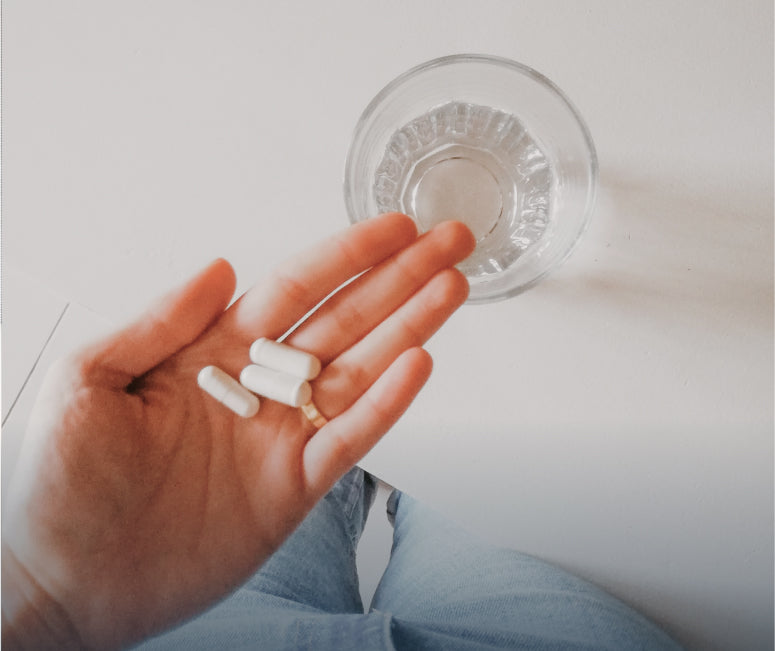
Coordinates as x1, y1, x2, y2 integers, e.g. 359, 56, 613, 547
2, 543, 86, 650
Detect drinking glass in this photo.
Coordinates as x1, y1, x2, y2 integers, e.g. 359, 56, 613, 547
344, 54, 597, 303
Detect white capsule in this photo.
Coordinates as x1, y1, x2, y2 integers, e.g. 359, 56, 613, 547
197, 365, 260, 418
249, 338, 322, 380
239, 364, 312, 408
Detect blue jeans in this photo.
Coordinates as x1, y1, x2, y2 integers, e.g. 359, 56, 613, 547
137, 467, 681, 650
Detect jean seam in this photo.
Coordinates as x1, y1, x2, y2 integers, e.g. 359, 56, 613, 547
379, 611, 398, 651
342, 467, 370, 548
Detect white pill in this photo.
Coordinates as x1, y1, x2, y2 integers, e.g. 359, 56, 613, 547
240, 364, 312, 407
197, 365, 260, 418
249, 338, 322, 380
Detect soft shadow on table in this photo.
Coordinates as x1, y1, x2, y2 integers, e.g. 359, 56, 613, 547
542, 170, 773, 338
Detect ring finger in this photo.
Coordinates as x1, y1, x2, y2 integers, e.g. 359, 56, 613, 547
305, 266, 469, 421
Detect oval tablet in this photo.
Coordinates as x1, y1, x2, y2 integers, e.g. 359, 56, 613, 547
249, 338, 321, 380
239, 364, 312, 408
197, 365, 260, 418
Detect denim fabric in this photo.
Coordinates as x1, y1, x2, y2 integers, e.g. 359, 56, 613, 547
376, 491, 682, 650
136, 467, 681, 650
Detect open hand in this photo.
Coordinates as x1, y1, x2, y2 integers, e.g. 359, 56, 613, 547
2, 213, 475, 649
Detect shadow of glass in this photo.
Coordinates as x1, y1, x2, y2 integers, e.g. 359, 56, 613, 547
541, 171, 773, 338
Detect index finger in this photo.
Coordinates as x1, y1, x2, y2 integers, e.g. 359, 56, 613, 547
224, 213, 418, 341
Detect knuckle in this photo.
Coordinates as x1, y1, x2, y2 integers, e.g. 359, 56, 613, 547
271, 271, 311, 311
338, 361, 371, 392
332, 233, 364, 272
331, 298, 366, 335
396, 314, 424, 349
364, 390, 393, 425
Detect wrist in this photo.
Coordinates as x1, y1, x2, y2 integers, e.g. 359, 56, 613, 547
2, 543, 85, 650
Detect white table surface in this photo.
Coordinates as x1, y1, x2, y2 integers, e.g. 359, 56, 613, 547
2, 2, 772, 649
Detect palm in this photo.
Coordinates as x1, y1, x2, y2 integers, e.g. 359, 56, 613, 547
4, 214, 475, 649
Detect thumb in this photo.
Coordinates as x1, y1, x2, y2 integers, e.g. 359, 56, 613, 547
82, 258, 237, 386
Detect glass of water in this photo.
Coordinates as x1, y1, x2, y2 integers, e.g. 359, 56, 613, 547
344, 54, 597, 303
